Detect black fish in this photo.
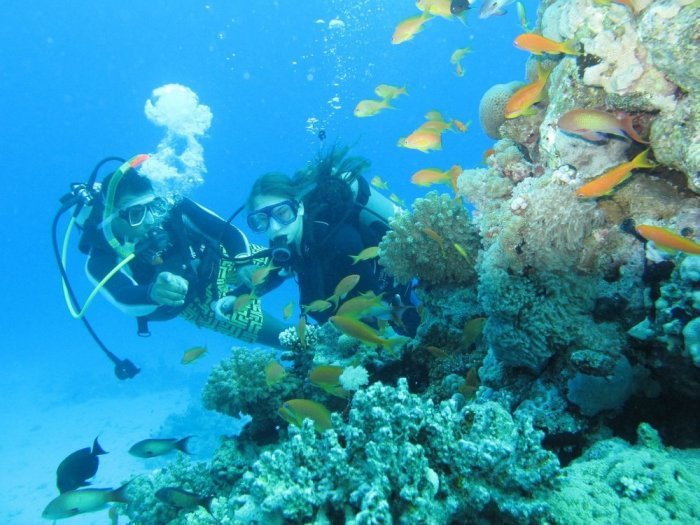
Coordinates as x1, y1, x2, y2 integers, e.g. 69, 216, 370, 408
56, 437, 108, 493
451, 0, 470, 14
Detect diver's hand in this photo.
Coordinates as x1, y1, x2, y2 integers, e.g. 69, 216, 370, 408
211, 296, 236, 321
150, 272, 189, 306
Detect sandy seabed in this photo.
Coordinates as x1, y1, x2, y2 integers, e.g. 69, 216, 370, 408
0, 387, 192, 525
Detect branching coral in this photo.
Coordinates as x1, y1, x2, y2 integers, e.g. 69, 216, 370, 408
202, 346, 300, 442
379, 192, 480, 286
222, 379, 560, 524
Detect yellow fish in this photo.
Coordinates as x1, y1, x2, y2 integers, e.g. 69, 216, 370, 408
328, 274, 361, 308
336, 293, 387, 319
283, 300, 294, 320
462, 317, 487, 347
417, 0, 455, 19
297, 315, 307, 349
453, 242, 474, 265
350, 246, 380, 264
354, 98, 393, 117
450, 46, 472, 76
398, 129, 442, 153
279, 399, 332, 432
374, 84, 408, 100
370, 176, 390, 190
389, 193, 407, 207
303, 299, 334, 314
426, 345, 451, 358
265, 360, 288, 387
309, 365, 351, 398
329, 315, 402, 351
392, 13, 432, 45
181, 346, 207, 365
458, 368, 480, 399
576, 149, 655, 198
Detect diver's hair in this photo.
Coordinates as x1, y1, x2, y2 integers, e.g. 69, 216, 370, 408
246, 171, 299, 209
101, 167, 153, 205
247, 143, 370, 210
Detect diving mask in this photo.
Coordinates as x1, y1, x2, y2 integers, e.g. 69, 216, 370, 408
120, 196, 170, 227
247, 200, 299, 233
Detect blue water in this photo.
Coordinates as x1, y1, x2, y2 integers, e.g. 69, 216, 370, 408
0, 1, 523, 522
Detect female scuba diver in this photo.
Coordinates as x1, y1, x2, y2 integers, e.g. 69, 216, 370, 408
79, 155, 288, 348
240, 144, 418, 334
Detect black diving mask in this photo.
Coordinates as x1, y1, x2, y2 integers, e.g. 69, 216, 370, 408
247, 200, 299, 233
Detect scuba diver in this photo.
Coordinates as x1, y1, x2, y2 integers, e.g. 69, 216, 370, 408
240, 144, 419, 334
76, 154, 288, 351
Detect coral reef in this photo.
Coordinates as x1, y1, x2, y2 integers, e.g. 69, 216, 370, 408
379, 192, 480, 286
545, 424, 700, 524
114, 2, 700, 524
478, 80, 524, 139
214, 380, 560, 524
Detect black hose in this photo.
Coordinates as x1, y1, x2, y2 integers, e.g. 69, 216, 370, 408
52, 157, 140, 380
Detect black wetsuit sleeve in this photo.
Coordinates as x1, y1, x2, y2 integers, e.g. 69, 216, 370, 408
86, 247, 157, 314
299, 223, 378, 323
327, 224, 378, 293
179, 198, 250, 258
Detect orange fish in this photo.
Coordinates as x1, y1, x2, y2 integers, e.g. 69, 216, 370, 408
514, 33, 579, 55
411, 168, 450, 186
483, 148, 496, 163
392, 14, 432, 44
233, 293, 256, 312
576, 148, 656, 198
398, 129, 442, 153
558, 108, 648, 144
452, 119, 469, 133
504, 64, 551, 119
635, 225, 700, 255
422, 227, 445, 248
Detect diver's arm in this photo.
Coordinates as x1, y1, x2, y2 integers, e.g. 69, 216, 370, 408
179, 198, 250, 257
85, 249, 159, 317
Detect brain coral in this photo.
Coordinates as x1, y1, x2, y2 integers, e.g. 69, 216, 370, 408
479, 80, 525, 139
379, 192, 481, 286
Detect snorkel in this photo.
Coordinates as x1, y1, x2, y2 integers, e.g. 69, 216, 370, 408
101, 153, 150, 259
